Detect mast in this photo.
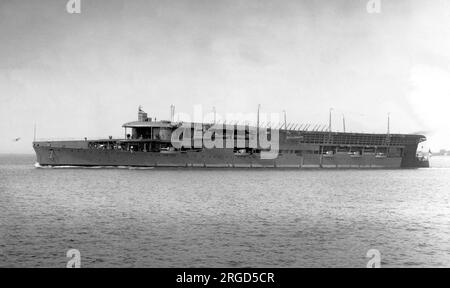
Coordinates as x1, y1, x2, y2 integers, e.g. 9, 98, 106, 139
257, 104, 261, 148
387, 112, 390, 135
257, 104, 260, 129
386, 112, 391, 154
328, 108, 333, 132
170, 105, 175, 122
342, 114, 346, 133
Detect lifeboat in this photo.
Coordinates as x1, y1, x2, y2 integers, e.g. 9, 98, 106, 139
323, 151, 334, 158
160, 147, 177, 154
350, 151, 362, 158
375, 152, 387, 158
234, 149, 251, 156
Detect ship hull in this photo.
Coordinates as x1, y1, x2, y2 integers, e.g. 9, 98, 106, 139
34, 146, 408, 169
32, 110, 430, 169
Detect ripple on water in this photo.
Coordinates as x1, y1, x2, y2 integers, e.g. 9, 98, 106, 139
1, 155, 450, 267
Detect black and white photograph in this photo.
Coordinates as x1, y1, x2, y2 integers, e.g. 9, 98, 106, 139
1, 0, 450, 274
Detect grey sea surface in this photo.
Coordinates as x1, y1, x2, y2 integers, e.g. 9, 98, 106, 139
0, 154, 449, 267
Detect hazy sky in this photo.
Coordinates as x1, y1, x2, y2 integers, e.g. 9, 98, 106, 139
1, 0, 449, 153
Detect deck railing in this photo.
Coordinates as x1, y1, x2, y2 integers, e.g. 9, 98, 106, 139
35, 136, 124, 142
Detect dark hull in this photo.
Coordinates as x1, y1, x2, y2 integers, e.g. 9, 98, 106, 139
33, 145, 420, 169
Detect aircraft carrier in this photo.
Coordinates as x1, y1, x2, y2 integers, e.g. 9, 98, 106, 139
33, 107, 430, 169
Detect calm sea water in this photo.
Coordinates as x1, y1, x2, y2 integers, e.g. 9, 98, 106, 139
1, 154, 449, 267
